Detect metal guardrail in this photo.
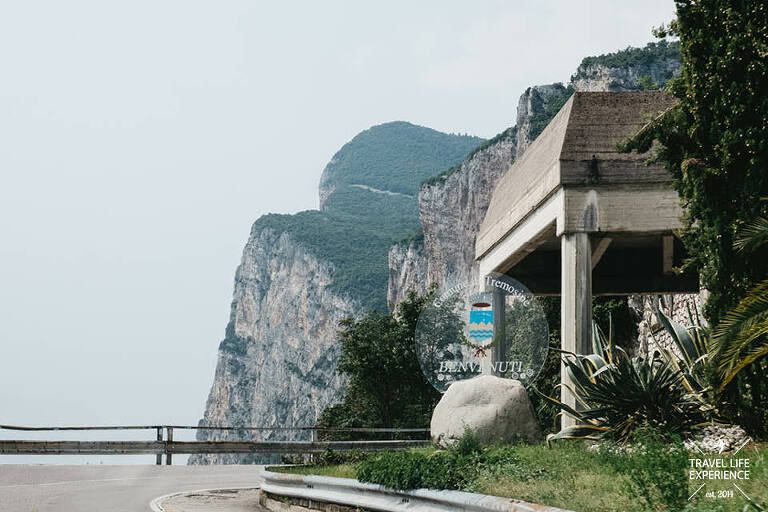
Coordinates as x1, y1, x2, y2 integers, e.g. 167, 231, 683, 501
0, 424, 430, 465
259, 469, 574, 512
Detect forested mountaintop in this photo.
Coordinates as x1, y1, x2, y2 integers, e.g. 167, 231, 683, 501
253, 122, 483, 311
319, 121, 483, 204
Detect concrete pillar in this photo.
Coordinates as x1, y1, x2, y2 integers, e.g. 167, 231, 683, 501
560, 232, 592, 430
490, 287, 506, 376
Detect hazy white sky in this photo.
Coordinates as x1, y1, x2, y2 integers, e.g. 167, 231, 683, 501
0, 0, 675, 457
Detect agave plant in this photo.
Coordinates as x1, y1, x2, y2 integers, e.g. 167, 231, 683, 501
652, 304, 712, 399
536, 317, 712, 443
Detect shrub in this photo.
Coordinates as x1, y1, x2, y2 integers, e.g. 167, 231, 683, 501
655, 291, 768, 440
356, 451, 434, 490
316, 291, 441, 439
531, 297, 641, 435
356, 428, 535, 491
712, 215, 768, 392
356, 446, 479, 491
576, 40, 680, 71
454, 426, 483, 456
315, 448, 370, 466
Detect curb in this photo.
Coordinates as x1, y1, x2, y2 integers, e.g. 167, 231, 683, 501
148, 485, 259, 512
260, 469, 574, 512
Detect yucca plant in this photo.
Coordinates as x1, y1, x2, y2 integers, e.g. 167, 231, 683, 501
536, 318, 712, 443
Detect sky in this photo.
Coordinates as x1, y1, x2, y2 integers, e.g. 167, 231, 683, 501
0, 0, 676, 463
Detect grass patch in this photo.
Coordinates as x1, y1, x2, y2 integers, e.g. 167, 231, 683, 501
268, 463, 357, 479
274, 442, 768, 512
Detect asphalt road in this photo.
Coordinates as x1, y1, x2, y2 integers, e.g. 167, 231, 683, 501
0, 464, 266, 512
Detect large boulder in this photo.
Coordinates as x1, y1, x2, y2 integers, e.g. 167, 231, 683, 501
430, 375, 542, 447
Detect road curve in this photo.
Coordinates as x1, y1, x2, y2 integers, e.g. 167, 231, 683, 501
0, 464, 265, 512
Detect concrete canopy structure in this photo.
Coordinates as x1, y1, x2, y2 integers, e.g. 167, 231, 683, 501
475, 91, 698, 428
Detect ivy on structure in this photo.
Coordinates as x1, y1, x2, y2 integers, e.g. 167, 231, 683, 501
618, 1, 768, 326
619, 1, 768, 437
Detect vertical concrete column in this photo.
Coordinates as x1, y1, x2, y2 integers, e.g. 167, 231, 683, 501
490, 287, 506, 376
560, 232, 592, 430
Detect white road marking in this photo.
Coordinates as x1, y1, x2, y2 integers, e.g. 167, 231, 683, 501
0, 473, 257, 489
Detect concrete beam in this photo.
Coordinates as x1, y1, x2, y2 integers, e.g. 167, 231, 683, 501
591, 237, 612, 270
563, 185, 684, 234
477, 189, 564, 277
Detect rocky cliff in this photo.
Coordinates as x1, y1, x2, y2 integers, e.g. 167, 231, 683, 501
387, 89, 567, 305
571, 40, 681, 92
420, 128, 518, 289
386, 127, 517, 309
190, 228, 354, 464
514, 85, 572, 160
387, 234, 428, 310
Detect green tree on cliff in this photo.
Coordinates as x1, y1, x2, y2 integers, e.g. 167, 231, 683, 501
316, 292, 440, 437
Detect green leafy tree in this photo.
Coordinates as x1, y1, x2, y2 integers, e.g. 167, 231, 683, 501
316, 292, 441, 437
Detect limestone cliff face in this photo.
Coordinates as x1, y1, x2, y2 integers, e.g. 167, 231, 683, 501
571, 58, 681, 92
385, 98, 551, 305
387, 129, 517, 305
387, 82, 580, 304
420, 131, 517, 289
387, 82, 567, 305
570, 41, 681, 93
190, 227, 355, 464
514, 85, 572, 160
387, 236, 428, 310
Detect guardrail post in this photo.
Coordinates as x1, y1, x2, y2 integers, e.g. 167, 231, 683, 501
310, 428, 318, 464
165, 427, 173, 465
156, 427, 163, 465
